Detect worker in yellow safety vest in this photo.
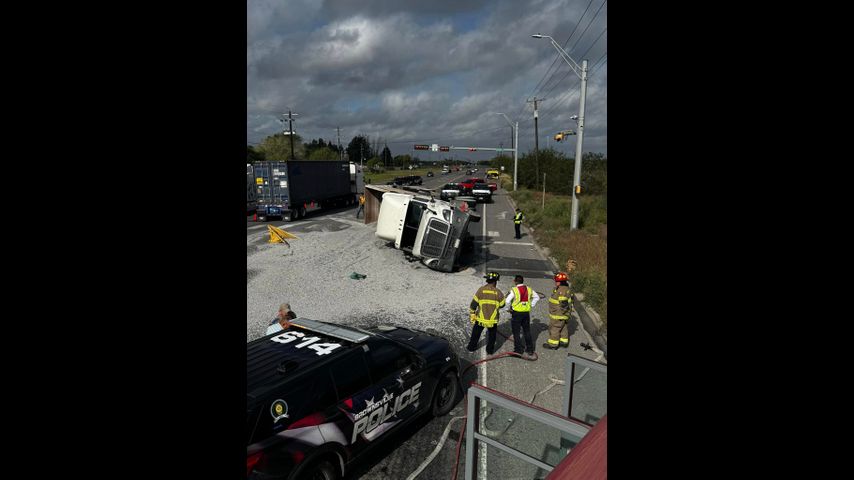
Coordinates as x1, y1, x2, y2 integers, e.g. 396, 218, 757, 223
514, 208, 524, 239
504, 275, 540, 360
543, 272, 573, 350
467, 272, 505, 355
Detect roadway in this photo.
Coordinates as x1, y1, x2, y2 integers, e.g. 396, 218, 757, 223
245, 165, 606, 479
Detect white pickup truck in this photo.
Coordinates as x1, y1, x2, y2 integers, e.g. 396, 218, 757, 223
375, 192, 479, 272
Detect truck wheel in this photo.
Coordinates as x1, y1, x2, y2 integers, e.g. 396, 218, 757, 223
431, 369, 459, 416
298, 207, 306, 219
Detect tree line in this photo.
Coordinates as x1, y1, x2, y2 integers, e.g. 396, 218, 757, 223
489, 149, 606, 196
248, 133, 426, 171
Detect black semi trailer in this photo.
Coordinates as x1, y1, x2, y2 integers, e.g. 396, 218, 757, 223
253, 161, 354, 221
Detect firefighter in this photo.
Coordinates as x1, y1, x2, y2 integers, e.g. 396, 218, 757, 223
513, 208, 524, 239
467, 271, 505, 355
543, 272, 573, 350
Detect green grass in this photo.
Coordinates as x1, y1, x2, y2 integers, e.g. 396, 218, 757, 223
510, 189, 607, 329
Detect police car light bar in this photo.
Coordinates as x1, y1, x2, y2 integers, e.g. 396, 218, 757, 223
289, 318, 370, 343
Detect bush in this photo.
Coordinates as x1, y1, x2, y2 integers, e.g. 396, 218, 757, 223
572, 270, 606, 313
579, 195, 607, 232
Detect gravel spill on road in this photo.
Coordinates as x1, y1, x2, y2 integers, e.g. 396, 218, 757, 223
247, 217, 484, 346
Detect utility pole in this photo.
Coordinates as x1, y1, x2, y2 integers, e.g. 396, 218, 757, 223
527, 97, 545, 152
532, 34, 588, 230
280, 110, 299, 161
514, 121, 518, 191
570, 60, 588, 230
543, 173, 546, 210
528, 97, 545, 189
337, 127, 342, 162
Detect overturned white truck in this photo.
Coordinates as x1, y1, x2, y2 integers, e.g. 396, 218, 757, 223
375, 192, 480, 272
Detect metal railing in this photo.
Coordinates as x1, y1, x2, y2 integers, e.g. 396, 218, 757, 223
464, 354, 607, 479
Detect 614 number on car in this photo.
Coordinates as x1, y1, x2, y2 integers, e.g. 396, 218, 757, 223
270, 331, 342, 356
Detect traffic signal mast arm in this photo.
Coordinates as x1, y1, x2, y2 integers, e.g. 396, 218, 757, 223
553, 130, 577, 142
447, 146, 516, 152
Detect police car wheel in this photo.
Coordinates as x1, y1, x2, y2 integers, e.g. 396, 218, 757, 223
432, 370, 459, 417
304, 459, 338, 480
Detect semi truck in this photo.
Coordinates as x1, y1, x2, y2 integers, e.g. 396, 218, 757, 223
375, 191, 479, 272
254, 161, 355, 221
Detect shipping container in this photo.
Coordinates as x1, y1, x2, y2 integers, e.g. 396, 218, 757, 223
253, 161, 354, 221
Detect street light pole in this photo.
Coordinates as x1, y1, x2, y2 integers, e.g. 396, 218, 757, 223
495, 113, 518, 191
532, 34, 588, 230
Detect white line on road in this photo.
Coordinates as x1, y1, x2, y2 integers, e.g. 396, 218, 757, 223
473, 241, 533, 246
487, 231, 500, 237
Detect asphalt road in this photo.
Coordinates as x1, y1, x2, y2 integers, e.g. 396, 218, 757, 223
246, 167, 606, 479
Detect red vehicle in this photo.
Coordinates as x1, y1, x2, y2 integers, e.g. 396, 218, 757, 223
460, 177, 496, 191
459, 177, 482, 190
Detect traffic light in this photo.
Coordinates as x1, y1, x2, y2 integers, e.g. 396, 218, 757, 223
554, 133, 563, 142
414, 144, 429, 150
575, 185, 582, 194
439, 146, 449, 152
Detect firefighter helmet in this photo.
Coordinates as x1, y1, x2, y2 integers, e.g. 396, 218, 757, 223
554, 272, 569, 283
484, 272, 501, 282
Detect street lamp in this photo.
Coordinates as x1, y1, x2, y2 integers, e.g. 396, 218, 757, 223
495, 112, 519, 191
532, 33, 588, 230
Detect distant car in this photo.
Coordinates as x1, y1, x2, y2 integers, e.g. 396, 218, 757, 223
466, 169, 473, 175
427, 171, 434, 177
440, 183, 462, 201
472, 183, 492, 203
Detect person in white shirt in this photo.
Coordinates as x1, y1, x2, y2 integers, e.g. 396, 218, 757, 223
265, 303, 297, 336
504, 275, 540, 360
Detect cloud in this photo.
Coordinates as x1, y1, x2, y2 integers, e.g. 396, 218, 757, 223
247, 0, 607, 156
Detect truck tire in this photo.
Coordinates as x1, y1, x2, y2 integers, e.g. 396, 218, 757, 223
298, 206, 306, 219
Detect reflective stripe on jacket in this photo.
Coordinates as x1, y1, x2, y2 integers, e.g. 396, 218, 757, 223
511, 285, 532, 312
514, 212, 523, 224
548, 285, 572, 320
471, 285, 505, 327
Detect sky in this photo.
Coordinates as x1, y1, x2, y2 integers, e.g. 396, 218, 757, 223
247, 0, 607, 162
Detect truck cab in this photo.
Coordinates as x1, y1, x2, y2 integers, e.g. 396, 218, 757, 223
375, 193, 479, 272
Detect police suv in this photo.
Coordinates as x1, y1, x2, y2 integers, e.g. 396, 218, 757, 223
247, 319, 462, 479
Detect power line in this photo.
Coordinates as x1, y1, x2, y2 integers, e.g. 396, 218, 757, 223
514, 0, 598, 123
527, 0, 606, 118
569, 0, 607, 55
